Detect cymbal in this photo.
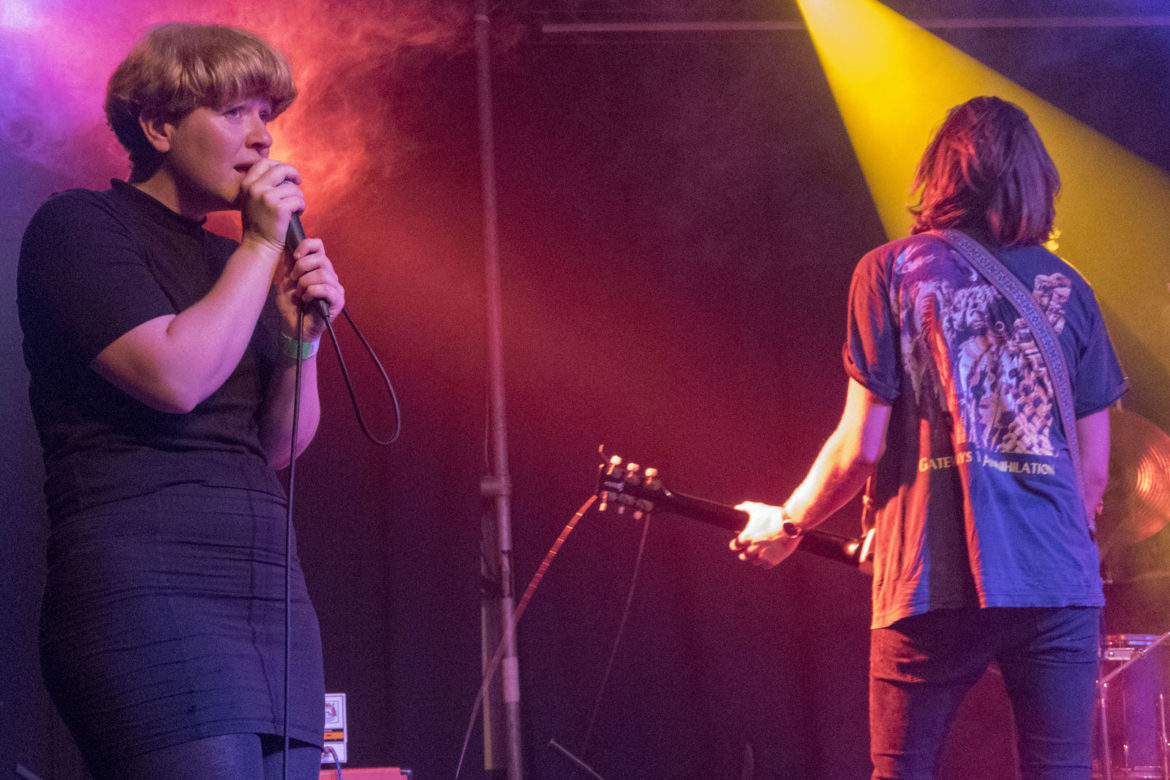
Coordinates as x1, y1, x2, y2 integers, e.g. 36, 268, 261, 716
1097, 406, 1170, 558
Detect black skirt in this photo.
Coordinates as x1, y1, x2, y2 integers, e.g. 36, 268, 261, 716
39, 484, 325, 769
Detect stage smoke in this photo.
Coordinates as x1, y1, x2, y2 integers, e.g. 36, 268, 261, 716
0, 0, 518, 212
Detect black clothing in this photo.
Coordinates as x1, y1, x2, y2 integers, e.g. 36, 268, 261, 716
19, 180, 284, 517
18, 181, 324, 770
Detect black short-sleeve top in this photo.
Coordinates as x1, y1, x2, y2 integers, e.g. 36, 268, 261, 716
18, 180, 284, 519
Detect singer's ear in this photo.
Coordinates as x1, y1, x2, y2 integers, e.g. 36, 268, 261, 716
138, 114, 175, 154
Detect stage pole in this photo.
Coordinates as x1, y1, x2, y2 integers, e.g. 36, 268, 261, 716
475, 3, 524, 779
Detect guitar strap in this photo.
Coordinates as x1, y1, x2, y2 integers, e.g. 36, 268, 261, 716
928, 228, 1091, 533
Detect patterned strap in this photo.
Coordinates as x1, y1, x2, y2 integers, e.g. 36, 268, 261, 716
929, 229, 1090, 530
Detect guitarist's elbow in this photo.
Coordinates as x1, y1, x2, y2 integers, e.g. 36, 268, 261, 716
847, 431, 885, 470
861, 436, 886, 467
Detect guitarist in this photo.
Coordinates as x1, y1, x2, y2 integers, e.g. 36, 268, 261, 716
730, 97, 1126, 780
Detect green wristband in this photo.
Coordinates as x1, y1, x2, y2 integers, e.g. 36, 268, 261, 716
281, 332, 320, 360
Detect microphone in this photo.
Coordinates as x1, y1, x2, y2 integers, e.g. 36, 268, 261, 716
285, 213, 331, 320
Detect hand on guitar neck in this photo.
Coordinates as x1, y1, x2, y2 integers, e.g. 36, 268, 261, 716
596, 451, 874, 573
730, 501, 803, 568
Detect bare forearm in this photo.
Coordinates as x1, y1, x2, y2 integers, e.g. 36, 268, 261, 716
163, 242, 280, 378
94, 240, 282, 412
1076, 409, 1111, 523
259, 354, 322, 469
785, 379, 889, 528
783, 429, 878, 529
732, 380, 889, 568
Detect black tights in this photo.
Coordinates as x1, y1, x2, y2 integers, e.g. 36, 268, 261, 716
96, 733, 321, 780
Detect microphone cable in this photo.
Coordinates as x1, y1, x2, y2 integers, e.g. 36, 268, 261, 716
286, 213, 402, 447
576, 511, 651, 767
454, 497, 653, 779
455, 494, 597, 778
283, 305, 306, 780
280, 242, 404, 779
318, 307, 402, 447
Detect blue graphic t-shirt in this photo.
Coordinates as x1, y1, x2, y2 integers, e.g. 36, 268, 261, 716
844, 233, 1126, 629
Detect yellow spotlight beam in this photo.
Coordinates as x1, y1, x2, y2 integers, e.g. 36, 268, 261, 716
796, 0, 1170, 429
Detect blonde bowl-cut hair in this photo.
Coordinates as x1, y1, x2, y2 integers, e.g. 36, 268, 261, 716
105, 22, 297, 182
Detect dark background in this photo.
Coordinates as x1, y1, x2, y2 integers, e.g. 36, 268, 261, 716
3, 1, 1169, 777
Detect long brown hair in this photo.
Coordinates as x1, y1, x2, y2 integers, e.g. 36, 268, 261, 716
910, 96, 1059, 247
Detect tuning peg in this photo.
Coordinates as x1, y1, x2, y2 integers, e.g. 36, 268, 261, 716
601, 453, 625, 480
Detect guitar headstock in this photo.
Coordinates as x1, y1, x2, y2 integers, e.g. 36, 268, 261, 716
596, 448, 662, 519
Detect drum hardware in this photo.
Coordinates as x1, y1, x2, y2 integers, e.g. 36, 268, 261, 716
1097, 633, 1170, 780
1098, 407, 1170, 583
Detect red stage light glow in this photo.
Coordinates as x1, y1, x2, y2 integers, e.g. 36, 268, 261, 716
1, 0, 479, 218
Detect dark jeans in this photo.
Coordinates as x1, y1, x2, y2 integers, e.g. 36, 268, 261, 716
870, 606, 1100, 780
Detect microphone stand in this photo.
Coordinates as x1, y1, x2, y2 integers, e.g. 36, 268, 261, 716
475, 3, 524, 778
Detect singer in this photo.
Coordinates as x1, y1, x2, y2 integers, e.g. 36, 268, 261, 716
730, 97, 1126, 779
17, 23, 343, 779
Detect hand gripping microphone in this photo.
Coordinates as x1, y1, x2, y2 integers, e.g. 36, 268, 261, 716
285, 213, 331, 320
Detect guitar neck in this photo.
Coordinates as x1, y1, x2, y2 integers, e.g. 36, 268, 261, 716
649, 485, 747, 532
651, 486, 866, 570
